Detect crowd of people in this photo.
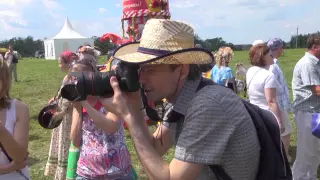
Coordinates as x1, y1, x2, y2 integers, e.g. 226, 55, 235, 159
0, 18, 319, 180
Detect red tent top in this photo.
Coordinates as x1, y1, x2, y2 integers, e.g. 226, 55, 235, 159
122, 0, 170, 20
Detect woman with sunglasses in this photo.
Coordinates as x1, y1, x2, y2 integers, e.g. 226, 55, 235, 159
44, 51, 79, 180
69, 57, 134, 180
0, 59, 30, 179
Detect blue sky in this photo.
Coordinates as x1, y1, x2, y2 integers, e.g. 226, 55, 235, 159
0, 0, 318, 44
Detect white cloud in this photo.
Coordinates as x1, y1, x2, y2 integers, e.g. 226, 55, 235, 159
0, 10, 20, 17
168, 0, 313, 43
42, 0, 64, 10
0, 0, 315, 44
98, 8, 107, 14
171, 0, 200, 8
0, 0, 33, 6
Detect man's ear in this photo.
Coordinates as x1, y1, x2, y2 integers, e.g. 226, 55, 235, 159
179, 64, 190, 80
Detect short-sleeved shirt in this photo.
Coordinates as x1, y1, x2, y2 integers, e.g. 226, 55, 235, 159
246, 66, 280, 110
163, 78, 260, 180
292, 52, 320, 113
269, 59, 291, 110
210, 65, 233, 85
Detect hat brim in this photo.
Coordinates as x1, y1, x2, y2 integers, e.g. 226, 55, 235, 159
113, 42, 214, 65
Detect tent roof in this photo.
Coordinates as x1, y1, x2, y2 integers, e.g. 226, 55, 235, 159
52, 17, 88, 39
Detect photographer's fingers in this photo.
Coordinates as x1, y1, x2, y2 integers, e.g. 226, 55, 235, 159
110, 76, 121, 94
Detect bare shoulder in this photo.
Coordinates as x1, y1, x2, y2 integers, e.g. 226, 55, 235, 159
15, 100, 30, 121
15, 100, 29, 110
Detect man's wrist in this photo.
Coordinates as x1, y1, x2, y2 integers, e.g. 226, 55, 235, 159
123, 111, 144, 125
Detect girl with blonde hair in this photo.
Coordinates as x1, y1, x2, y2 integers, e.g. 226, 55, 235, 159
210, 46, 234, 85
0, 59, 31, 179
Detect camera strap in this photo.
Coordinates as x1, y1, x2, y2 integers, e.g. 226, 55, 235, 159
140, 88, 162, 122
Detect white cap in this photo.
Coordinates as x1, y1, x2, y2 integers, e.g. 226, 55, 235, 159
252, 40, 264, 46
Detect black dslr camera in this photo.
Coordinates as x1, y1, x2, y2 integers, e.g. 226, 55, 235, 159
60, 61, 140, 101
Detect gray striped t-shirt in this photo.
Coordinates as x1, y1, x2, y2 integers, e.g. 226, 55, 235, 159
292, 52, 320, 113
163, 78, 260, 180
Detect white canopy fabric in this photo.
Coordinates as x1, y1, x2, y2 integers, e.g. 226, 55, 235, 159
44, 17, 94, 60
52, 17, 87, 39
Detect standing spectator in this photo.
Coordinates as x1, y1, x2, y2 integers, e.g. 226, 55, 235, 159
246, 44, 284, 132
44, 51, 79, 180
292, 32, 320, 180
0, 59, 30, 179
267, 38, 293, 162
210, 47, 234, 85
4, 45, 18, 82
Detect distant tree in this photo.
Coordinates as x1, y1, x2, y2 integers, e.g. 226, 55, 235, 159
92, 36, 117, 55
0, 36, 43, 57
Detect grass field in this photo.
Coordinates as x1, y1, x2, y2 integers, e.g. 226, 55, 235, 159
8, 48, 309, 179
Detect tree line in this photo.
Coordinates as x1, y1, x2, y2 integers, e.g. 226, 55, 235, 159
0, 33, 314, 57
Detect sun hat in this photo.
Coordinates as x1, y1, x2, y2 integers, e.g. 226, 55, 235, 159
252, 40, 265, 46
267, 38, 284, 51
113, 19, 214, 65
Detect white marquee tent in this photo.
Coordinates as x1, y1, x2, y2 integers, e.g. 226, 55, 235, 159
44, 17, 94, 60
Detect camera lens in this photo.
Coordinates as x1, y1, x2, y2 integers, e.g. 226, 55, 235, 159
60, 84, 80, 101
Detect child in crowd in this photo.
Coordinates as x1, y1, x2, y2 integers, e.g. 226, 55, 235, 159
69, 57, 134, 180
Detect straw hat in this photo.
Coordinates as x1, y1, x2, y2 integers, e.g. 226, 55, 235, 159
113, 19, 214, 65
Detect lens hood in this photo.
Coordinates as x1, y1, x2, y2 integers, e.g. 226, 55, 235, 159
38, 103, 62, 129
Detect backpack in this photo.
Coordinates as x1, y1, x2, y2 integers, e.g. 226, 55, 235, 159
12, 54, 18, 63
166, 78, 292, 180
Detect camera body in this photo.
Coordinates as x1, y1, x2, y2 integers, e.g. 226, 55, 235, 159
60, 61, 140, 101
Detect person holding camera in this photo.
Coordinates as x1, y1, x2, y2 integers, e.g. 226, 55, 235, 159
69, 58, 134, 180
0, 59, 30, 179
4, 45, 18, 82
99, 19, 260, 180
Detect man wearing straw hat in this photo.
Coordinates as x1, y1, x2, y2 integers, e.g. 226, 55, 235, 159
100, 19, 260, 179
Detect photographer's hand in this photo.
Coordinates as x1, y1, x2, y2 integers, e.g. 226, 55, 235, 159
99, 76, 143, 120
100, 77, 203, 180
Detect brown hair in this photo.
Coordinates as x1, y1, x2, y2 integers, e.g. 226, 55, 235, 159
307, 32, 320, 49
0, 60, 11, 109
70, 63, 95, 72
249, 44, 270, 67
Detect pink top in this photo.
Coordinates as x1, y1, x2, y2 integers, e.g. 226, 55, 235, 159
76, 101, 132, 179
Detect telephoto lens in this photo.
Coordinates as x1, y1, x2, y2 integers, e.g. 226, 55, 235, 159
60, 61, 140, 101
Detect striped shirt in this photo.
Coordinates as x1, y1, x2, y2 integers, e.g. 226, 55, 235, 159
269, 59, 291, 110
163, 78, 260, 180
292, 52, 320, 113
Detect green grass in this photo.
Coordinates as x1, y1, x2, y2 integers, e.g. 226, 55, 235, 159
9, 48, 306, 179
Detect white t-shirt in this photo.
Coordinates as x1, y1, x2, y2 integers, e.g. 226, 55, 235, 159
246, 66, 280, 110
